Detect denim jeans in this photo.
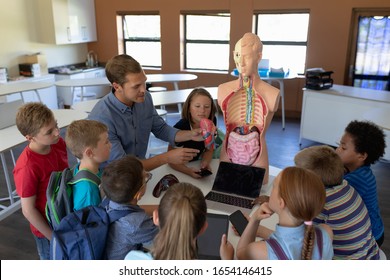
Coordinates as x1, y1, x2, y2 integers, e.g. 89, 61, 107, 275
33, 235, 50, 260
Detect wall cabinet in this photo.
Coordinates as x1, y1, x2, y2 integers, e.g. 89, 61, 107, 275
36, 0, 97, 44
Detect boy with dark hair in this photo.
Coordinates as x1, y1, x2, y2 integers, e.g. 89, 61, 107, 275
101, 155, 158, 260
336, 120, 386, 246
295, 145, 379, 259
65, 119, 111, 210
13, 102, 68, 259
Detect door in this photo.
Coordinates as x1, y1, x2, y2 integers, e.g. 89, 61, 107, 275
345, 9, 390, 91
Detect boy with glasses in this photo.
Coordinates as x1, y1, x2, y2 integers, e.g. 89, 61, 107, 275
101, 155, 158, 260
13, 102, 68, 259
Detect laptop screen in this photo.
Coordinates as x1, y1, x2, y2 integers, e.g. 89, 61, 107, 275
212, 161, 265, 198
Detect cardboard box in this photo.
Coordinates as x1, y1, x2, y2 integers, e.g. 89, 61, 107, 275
25, 54, 48, 75
19, 63, 41, 77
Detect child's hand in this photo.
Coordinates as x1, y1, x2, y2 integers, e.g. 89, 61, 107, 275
189, 168, 203, 179
200, 161, 211, 171
252, 195, 269, 206
219, 234, 234, 260
251, 202, 273, 222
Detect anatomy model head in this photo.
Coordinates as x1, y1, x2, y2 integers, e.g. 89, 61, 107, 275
233, 33, 263, 79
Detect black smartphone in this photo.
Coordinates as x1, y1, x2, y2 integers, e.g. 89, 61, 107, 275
229, 210, 248, 236
198, 168, 213, 177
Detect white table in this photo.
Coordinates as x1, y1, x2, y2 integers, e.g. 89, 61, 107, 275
55, 77, 111, 103
146, 73, 198, 90
147, 73, 198, 113
300, 85, 390, 161
230, 72, 302, 129
0, 109, 88, 221
72, 87, 218, 113
55, 74, 198, 108
0, 81, 54, 103
139, 159, 280, 250
363, 108, 390, 130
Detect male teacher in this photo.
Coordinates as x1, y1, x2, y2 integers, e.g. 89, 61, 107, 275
89, 54, 202, 171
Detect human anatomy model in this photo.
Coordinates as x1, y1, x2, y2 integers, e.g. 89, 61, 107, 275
218, 33, 280, 184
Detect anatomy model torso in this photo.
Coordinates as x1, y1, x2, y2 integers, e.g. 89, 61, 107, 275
218, 33, 280, 184
222, 78, 267, 166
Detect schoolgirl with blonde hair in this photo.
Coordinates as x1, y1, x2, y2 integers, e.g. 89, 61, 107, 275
125, 182, 207, 260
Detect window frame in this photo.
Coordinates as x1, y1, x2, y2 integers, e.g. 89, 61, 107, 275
253, 10, 310, 75
120, 13, 162, 69
182, 12, 231, 72
345, 8, 390, 91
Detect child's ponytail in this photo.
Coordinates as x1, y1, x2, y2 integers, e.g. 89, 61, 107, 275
152, 183, 207, 260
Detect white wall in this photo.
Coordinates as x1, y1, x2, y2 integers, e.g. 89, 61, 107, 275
0, 0, 88, 78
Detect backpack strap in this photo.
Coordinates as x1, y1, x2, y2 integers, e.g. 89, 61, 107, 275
69, 169, 101, 186
266, 238, 289, 260
315, 227, 323, 259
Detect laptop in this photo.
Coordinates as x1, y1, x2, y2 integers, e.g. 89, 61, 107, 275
205, 161, 266, 214
196, 213, 229, 260
0, 99, 23, 129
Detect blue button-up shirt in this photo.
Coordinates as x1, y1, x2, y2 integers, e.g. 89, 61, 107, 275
89, 92, 178, 165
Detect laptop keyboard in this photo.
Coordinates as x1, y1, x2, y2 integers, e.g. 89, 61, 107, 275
205, 192, 253, 209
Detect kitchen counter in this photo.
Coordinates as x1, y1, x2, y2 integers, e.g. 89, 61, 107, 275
48, 63, 104, 75
0, 75, 58, 109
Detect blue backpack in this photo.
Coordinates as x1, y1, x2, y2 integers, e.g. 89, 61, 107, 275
50, 200, 130, 260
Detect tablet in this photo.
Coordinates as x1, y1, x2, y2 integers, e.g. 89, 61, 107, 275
196, 213, 229, 260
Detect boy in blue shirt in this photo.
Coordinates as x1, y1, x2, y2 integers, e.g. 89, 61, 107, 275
65, 119, 111, 210
101, 155, 158, 260
336, 120, 386, 246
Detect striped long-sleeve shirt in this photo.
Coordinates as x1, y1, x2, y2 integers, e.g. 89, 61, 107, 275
314, 180, 379, 259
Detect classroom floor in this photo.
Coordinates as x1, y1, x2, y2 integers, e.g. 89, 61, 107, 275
0, 109, 389, 260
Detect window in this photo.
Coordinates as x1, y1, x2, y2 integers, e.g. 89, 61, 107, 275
254, 12, 310, 75
352, 15, 390, 91
183, 13, 230, 71
122, 15, 161, 68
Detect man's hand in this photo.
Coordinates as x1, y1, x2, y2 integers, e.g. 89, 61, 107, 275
191, 128, 204, 142
166, 147, 199, 165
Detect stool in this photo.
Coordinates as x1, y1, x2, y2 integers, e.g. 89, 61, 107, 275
148, 86, 167, 110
